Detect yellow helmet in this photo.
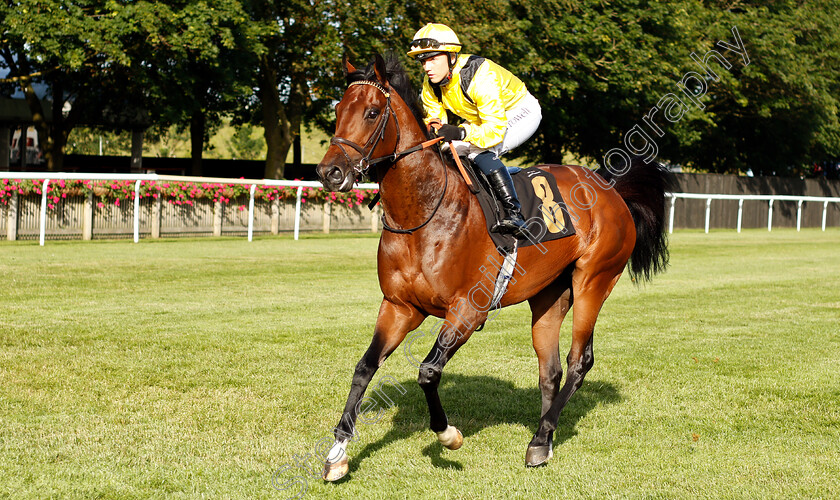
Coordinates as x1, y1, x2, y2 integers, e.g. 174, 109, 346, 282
407, 23, 462, 60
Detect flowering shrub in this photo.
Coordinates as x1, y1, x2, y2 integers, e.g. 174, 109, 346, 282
0, 178, 378, 210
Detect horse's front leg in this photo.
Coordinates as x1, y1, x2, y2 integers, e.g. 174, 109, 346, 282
322, 299, 425, 482
416, 305, 484, 451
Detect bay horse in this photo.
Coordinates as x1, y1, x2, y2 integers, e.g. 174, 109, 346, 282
314, 54, 669, 481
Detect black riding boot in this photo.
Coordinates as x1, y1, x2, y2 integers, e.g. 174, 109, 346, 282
485, 167, 528, 238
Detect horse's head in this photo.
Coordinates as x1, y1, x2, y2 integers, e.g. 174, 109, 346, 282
316, 55, 401, 192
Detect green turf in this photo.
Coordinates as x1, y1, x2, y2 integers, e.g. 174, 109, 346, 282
1, 229, 838, 499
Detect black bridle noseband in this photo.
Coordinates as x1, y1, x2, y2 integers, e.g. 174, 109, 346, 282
329, 80, 448, 234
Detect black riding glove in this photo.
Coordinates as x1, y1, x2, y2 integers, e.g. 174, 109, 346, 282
436, 124, 465, 142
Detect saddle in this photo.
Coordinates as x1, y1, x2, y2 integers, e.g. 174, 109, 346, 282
460, 156, 576, 253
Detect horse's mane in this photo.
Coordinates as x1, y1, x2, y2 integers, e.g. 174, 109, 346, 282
347, 53, 428, 133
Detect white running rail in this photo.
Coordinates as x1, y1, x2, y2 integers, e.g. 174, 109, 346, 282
666, 192, 840, 234
1, 172, 377, 245
3, 172, 838, 244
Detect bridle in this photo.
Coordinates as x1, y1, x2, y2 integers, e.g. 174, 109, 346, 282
329, 79, 448, 234
330, 80, 401, 179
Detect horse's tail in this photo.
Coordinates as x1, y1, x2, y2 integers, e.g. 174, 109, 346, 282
595, 157, 672, 282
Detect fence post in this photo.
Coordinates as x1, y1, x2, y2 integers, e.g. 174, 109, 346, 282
83, 192, 94, 240
271, 198, 280, 235
247, 184, 256, 242
294, 186, 303, 241
737, 198, 744, 233
213, 201, 223, 237
133, 179, 141, 243
767, 199, 774, 232
39, 179, 49, 246
822, 201, 829, 231
796, 199, 803, 232
6, 191, 17, 241
668, 195, 676, 234
704, 198, 712, 234
152, 194, 162, 238
323, 201, 331, 234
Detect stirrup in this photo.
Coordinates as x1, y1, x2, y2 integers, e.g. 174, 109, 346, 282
492, 213, 528, 238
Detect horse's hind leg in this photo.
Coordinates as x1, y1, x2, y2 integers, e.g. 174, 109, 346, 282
528, 277, 573, 427
322, 299, 425, 481
526, 267, 622, 466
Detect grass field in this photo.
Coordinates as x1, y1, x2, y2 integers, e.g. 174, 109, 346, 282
1, 230, 838, 499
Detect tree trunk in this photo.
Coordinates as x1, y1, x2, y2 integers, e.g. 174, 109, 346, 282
258, 56, 307, 180
17, 128, 26, 169
190, 111, 205, 176
0, 127, 9, 170
293, 133, 302, 168
131, 129, 144, 173
263, 104, 290, 179
20, 76, 76, 171
21, 80, 52, 170
259, 62, 291, 179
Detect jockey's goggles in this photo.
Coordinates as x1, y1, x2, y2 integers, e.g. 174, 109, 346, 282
410, 38, 461, 51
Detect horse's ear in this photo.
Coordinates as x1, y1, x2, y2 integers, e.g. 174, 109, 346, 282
373, 54, 387, 83
343, 54, 356, 76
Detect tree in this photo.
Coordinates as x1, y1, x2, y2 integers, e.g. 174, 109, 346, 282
1, 0, 114, 170
241, 0, 425, 179
225, 124, 265, 160
667, 0, 840, 174
330, 0, 840, 176
4, 0, 838, 177
237, 0, 342, 179
1, 0, 263, 172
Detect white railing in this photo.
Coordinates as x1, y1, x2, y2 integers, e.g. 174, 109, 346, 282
1, 172, 377, 245
666, 192, 840, 234
3, 172, 838, 244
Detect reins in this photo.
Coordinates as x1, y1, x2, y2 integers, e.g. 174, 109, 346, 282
380, 155, 448, 234
330, 79, 450, 235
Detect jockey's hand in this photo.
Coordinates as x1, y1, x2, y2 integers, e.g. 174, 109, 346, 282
436, 124, 465, 142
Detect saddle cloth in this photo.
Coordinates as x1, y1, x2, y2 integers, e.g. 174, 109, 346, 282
464, 162, 576, 252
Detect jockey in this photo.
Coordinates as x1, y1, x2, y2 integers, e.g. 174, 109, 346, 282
408, 23, 542, 238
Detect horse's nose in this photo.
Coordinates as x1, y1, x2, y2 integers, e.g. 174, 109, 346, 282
318, 165, 344, 185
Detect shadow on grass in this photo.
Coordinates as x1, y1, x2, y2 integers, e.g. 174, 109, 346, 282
347, 374, 621, 475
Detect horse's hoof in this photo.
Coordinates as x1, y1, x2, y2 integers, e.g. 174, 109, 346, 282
525, 444, 553, 467
322, 455, 349, 482
436, 425, 463, 450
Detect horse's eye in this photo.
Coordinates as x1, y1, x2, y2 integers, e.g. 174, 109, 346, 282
366, 108, 380, 120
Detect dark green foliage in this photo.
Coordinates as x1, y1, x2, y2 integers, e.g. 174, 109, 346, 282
2, 0, 838, 176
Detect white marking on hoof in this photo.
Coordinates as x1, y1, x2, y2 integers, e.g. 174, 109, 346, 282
436, 425, 463, 450
325, 440, 348, 463
322, 440, 349, 482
